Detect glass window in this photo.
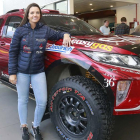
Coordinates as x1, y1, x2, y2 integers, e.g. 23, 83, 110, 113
0, 18, 3, 27
56, 0, 67, 14
6, 16, 22, 37
42, 15, 101, 36
42, 4, 54, 10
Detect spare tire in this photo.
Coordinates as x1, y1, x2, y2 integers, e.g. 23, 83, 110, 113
49, 76, 114, 140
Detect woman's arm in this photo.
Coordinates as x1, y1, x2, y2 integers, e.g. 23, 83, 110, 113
8, 28, 21, 76
47, 26, 71, 47
63, 33, 71, 47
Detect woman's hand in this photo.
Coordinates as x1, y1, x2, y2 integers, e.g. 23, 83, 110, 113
9, 75, 17, 85
63, 34, 71, 47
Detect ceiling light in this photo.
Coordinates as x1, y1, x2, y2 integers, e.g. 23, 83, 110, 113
89, 3, 92, 5
76, 12, 78, 13
110, 5, 113, 7
91, 9, 94, 11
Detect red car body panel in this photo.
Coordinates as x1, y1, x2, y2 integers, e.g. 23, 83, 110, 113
1, 9, 140, 116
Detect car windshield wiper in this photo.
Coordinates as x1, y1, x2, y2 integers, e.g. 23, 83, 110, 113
47, 25, 71, 32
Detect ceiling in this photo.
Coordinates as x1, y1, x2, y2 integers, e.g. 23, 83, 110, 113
74, 0, 137, 14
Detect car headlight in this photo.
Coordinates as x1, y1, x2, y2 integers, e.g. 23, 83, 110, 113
116, 80, 131, 106
82, 51, 140, 69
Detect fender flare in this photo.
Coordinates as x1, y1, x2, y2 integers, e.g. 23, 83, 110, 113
45, 59, 115, 109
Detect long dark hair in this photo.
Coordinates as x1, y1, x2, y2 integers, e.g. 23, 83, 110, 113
19, 3, 42, 27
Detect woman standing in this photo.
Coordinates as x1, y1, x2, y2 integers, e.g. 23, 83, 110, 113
8, 3, 71, 140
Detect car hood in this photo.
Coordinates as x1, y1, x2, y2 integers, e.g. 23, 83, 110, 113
71, 34, 140, 55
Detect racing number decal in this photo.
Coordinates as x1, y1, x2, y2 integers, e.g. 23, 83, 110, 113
104, 78, 115, 87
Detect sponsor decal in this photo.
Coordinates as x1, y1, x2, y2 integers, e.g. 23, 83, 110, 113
56, 126, 71, 140
121, 36, 140, 41
99, 36, 140, 43
103, 73, 115, 78
46, 44, 74, 54
120, 68, 140, 75
87, 132, 93, 140
43, 14, 76, 18
0, 50, 8, 54
99, 67, 117, 72
85, 100, 94, 115
36, 39, 46, 42
71, 36, 76, 39
39, 44, 43, 49
90, 43, 113, 51
23, 46, 30, 50
99, 37, 124, 43
107, 68, 117, 72
56, 126, 93, 140
71, 40, 113, 51
63, 91, 67, 94
71, 39, 93, 47
104, 78, 115, 87
36, 51, 43, 54
50, 88, 86, 112
75, 90, 85, 101
50, 87, 72, 112
23, 45, 31, 53
23, 38, 27, 42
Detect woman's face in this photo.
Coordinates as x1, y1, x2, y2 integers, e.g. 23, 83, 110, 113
28, 6, 40, 24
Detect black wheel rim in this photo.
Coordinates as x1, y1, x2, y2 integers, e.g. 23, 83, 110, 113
58, 95, 88, 135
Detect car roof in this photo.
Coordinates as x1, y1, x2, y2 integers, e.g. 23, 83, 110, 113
0, 9, 62, 18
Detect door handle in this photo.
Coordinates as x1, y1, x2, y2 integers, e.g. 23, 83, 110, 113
0, 41, 5, 46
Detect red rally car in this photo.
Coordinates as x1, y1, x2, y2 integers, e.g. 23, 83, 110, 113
1, 8, 140, 140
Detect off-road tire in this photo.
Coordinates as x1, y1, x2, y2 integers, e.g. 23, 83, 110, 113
49, 76, 114, 140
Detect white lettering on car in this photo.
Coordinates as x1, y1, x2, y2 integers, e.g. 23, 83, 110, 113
120, 68, 140, 75
71, 39, 94, 47
104, 78, 115, 87
99, 36, 140, 43
46, 44, 74, 54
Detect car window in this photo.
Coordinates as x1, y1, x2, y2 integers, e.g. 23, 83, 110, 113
41, 14, 101, 36
0, 18, 4, 27
6, 16, 22, 38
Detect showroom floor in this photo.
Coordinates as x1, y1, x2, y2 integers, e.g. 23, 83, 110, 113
0, 82, 140, 140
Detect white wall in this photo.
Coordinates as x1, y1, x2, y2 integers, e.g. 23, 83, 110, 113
116, 1, 140, 24
3, 0, 62, 14
116, 4, 136, 24
0, 0, 3, 15
45, 4, 55, 10
68, 0, 74, 14
115, 2, 140, 33
88, 17, 115, 30
56, 0, 68, 14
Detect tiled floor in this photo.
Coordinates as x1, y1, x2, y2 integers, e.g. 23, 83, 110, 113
0, 82, 140, 140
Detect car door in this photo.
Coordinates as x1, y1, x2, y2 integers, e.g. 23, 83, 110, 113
0, 18, 6, 73
0, 16, 22, 80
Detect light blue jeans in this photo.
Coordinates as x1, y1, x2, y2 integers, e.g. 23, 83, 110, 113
16, 72, 47, 128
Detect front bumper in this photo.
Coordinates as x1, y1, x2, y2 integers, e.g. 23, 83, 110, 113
89, 62, 140, 115
115, 79, 140, 115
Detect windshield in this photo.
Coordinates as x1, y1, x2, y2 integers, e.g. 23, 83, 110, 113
41, 14, 101, 36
